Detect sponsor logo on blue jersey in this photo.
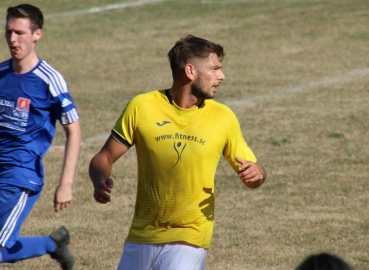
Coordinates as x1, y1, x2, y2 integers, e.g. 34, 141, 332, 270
16, 98, 30, 111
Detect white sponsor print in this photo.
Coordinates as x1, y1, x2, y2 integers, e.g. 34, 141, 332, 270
0, 99, 14, 107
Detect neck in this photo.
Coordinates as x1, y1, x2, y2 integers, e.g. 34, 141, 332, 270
12, 53, 39, 74
168, 84, 203, 109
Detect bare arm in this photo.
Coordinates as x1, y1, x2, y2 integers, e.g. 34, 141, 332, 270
54, 120, 82, 212
89, 136, 129, 204
236, 157, 267, 189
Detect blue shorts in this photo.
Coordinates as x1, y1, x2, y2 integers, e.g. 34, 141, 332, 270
0, 184, 41, 248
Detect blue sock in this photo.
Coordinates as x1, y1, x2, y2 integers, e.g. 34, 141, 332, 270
0, 236, 56, 263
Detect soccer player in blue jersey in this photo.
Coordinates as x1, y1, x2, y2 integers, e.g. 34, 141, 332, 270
0, 4, 81, 270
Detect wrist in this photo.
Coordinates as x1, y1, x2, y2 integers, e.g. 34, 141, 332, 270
257, 164, 264, 181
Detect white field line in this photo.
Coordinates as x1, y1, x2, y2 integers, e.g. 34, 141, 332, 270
43, 0, 169, 19
201, 0, 335, 3
0, 0, 336, 25
51, 134, 111, 152
1, 0, 168, 152
224, 68, 369, 107
0, 0, 169, 25
49, 67, 369, 152
1, 0, 364, 150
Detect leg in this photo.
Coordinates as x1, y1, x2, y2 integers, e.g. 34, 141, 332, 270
0, 185, 74, 269
0, 185, 41, 250
0, 236, 57, 262
49, 226, 75, 270
154, 243, 207, 270
116, 242, 207, 270
117, 242, 153, 270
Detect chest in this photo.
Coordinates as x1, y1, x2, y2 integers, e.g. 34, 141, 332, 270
135, 105, 230, 157
0, 73, 49, 103
0, 73, 52, 132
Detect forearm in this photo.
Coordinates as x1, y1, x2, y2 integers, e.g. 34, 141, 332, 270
59, 121, 81, 186
89, 154, 113, 185
89, 136, 129, 184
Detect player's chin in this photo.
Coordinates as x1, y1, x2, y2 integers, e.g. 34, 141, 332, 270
205, 92, 216, 99
211, 89, 218, 97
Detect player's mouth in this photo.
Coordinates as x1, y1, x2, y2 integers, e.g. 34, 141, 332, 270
10, 46, 20, 53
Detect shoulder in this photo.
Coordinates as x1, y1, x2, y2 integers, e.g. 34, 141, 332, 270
0, 59, 12, 74
203, 99, 241, 129
32, 60, 69, 96
128, 90, 166, 108
33, 60, 65, 81
204, 99, 237, 117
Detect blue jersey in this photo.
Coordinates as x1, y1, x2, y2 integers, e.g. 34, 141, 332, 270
0, 59, 79, 191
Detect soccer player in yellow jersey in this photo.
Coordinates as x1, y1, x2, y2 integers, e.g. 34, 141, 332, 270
89, 35, 267, 270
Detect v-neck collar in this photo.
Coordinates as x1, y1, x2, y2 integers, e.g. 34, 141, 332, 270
165, 89, 204, 108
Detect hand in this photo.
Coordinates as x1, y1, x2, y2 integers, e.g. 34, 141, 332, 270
54, 183, 73, 212
236, 157, 264, 186
93, 178, 114, 204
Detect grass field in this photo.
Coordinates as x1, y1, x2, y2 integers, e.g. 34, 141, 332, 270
1, 0, 369, 269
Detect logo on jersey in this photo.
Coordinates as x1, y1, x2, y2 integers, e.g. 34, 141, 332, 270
156, 120, 171, 126
61, 98, 72, 107
16, 98, 30, 111
173, 141, 187, 167
154, 132, 206, 167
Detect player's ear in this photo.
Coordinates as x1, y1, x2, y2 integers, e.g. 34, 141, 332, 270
184, 63, 196, 81
33, 29, 42, 42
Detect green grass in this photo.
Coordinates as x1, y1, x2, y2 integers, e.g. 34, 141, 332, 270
1, 0, 369, 269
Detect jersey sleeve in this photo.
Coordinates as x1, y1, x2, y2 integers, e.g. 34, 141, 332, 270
223, 110, 257, 172
112, 97, 140, 147
52, 90, 79, 125
35, 61, 79, 125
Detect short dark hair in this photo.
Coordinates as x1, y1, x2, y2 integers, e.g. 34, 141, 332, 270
167, 35, 225, 77
296, 253, 352, 270
6, 4, 44, 32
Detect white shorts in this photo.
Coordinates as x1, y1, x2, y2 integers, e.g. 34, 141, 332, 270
117, 242, 207, 270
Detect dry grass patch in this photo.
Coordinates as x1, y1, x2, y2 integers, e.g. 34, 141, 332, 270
1, 0, 368, 269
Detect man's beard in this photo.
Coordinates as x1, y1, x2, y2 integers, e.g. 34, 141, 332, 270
191, 75, 214, 100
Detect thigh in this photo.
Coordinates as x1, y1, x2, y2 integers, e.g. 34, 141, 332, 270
117, 242, 153, 270
116, 242, 207, 270
156, 243, 207, 270
0, 184, 41, 248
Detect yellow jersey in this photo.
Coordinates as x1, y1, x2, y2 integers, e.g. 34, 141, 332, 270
112, 90, 256, 248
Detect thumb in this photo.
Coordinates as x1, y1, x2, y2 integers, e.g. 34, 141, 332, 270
106, 178, 114, 189
235, 157, 246, 164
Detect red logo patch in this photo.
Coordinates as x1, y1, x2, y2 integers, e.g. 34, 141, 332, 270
16, 98, 31, 111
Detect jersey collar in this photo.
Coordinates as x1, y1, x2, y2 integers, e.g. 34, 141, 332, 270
165, 89, 204, 108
